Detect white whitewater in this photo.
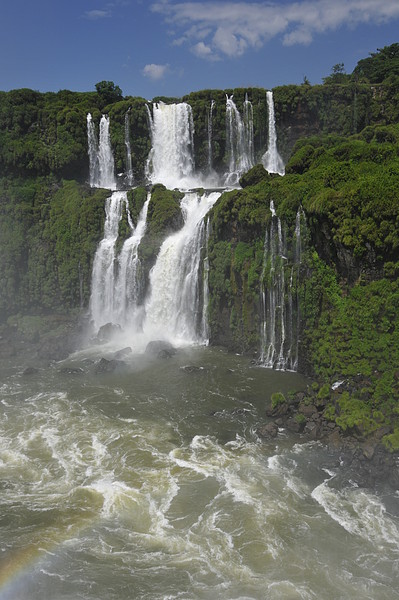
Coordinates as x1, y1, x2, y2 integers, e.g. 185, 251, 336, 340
90, 192, 151, 332
144, 191, 221, 345
224, 95, 254, 185
259, 200, 302, 370
262, 91, 285, 176
201, 217, 211, 344
89, 191, 127, 330
113, 193, 151, 329
207, 99, 215, 173
145, 102, 197, 189
87, 113, 117, 189
124, 110, 134, 187
87, 113, 99, 187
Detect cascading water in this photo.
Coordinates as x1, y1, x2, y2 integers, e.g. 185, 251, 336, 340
224, 95, 254, 185
262, 90, 285, 176
87, 113, 99, 187
124, 110, 134, 187
207, 100, 215, 173
259, 201, 303, 370
113, 193, 151, 329
145, 102, 197, 189
143, 191, 221, 345
87, 113, 117, 189
89, 191, 128, 330
90, 192, 151, 332
243, 93, 255, 167
201, 217, 211, 344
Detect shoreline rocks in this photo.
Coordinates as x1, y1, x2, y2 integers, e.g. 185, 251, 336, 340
257, 386, 399, 490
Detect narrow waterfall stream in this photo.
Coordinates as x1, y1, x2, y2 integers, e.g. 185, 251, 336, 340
259, 201, 302, 370
224, 95, 254, 185
262, 90, 285, 176
87, 113, 117, 189
124, 110, 134, 187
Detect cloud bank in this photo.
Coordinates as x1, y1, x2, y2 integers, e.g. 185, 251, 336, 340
151, 0, 399, 59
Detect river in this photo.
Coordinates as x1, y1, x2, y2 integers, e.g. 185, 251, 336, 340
0, 344, 398, 599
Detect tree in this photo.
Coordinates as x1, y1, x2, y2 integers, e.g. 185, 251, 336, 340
95, 81, 123, 104
322, 63, 349, 84
352, 44, 399, 83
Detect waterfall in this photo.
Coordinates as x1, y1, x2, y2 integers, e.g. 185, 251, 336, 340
89, 191, 151, 332
89, 191, 127, 330
207, 100, 215, 173
243, 94, 255, 167
143, 191, 221, 345
125, 110, 134, 187
113, 193, 151, 329
224, 95, 254, 186
201, 218, 211, 345
145, 102, 197, 189
87, 114, 117, 189
259, 201, 303, 370
262, 91, 285, 176
87, 113, 99, 187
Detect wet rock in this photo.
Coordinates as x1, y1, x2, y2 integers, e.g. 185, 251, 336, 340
286, 417, 305, 433
257, 422, 278, 439
22, 366, 39, 376
114, 347, 132, 359
59, 366, 84, 375
304, 420, 321, 439
145, 340, 176, 359
94, 358, 127, 374
298, 402, 318, 417
97, 322, 122, 342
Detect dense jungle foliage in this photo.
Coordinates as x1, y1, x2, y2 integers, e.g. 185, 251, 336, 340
1, 44, 399, 448
206, 117, 399, 450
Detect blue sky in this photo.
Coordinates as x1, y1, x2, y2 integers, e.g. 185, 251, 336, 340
1, 0, 399, 99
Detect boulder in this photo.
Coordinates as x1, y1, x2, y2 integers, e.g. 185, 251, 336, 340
257, 422, 278, 439
94, 358, 126, 374
145, 340, 176, 358
96, 322, 122, 342
114, 347, 132, 359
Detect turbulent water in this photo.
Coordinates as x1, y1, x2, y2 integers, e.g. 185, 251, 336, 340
0, 347, 398, 600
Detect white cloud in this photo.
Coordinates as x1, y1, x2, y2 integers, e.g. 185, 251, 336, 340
84, 9, 111, 20
151, 0, 399, 58
191, 41, 219, 60
142, 63, 170, 80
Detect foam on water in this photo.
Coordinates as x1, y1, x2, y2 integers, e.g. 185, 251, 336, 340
0, 354, 398, 600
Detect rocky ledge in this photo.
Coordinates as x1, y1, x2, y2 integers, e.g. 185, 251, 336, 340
257, 384, 399, 490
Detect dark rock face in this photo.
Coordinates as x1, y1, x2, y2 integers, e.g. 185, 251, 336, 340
145, 340, 177, 359
259, 389, 399, 490
257, 422, 278, 439
114, 347, 132, 359
94, 358, 127, 374
96, 323, 122, 342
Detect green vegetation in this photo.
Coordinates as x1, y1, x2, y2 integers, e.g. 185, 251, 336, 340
0, 176, 108, 318
271, 392, 286, 410
0, 43, 399, 450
